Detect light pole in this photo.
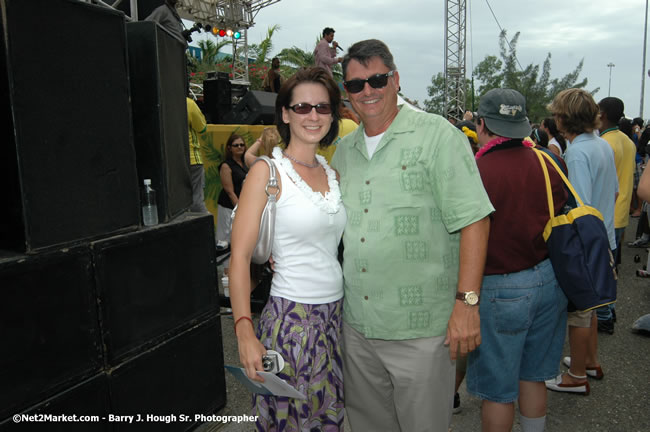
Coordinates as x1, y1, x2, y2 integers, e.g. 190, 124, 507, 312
607, 63, 615, 97
641, 0, 648, 118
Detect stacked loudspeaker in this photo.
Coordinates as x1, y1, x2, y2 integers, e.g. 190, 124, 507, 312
0, 0, 225, 430
222, 90, 277, 125
203, 72, 232, 124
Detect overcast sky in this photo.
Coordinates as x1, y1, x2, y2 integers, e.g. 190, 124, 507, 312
190, 0, 649, 119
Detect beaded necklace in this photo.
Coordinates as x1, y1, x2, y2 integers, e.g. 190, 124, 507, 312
282, 150, 319, 168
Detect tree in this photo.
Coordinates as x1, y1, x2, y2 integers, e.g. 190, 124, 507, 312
248, 25, 280, 64
278, 46, 314, 70
187, 39, 233, 82
424, 30, 598, 122
424, 72, 474, 115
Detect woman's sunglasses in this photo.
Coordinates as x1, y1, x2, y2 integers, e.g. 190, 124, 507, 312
288, 103, 332, 115
230, 143, 246, 148
344, 71, 395, 94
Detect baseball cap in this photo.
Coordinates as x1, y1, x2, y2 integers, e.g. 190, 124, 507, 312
478, 88, 531, 139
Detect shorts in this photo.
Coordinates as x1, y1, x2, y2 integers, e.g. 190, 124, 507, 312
467, 259, 568, 403
568, 309, 594, 327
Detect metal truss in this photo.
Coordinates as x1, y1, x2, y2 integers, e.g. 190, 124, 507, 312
444, 0, 466, 121
179, 1, 281, 85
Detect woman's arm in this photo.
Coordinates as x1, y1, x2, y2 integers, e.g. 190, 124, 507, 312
219, 163, 239, 206
244, 138, 263, 168
638, 166, 650, 202
230, 161, 281, 381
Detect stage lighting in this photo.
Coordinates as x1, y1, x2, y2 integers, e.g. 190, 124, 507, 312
234, 31, 241, 39
226, 29, 233, 37
218, 29, 226, 37
211, 27, 219, 36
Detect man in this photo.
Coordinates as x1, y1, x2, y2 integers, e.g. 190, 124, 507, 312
545, 88, 617, 396
186, 95, 209, 213
468, 88, 569, 432
596, 97, 636, 334
331, 39, 493, 431
145, 0, 186, 47
313, 27, 342, 76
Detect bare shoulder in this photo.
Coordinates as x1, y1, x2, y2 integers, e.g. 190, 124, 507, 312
241, 158, 282, 198
245, 159, 271, 186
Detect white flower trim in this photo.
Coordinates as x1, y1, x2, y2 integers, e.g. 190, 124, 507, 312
272, 146, 341, 214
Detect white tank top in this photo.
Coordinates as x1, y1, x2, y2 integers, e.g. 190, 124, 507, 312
269, 147, 346, 304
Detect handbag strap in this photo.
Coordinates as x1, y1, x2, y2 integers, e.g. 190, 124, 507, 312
532, 149, 585, 221
255, 155, 279, 198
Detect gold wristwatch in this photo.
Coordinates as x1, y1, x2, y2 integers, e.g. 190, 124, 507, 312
456, 291, 480, 306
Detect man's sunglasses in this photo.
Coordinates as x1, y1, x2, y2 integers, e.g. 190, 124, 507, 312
288, 103, 332, 115
230, 143, 246, 148
344, 70, 395, 94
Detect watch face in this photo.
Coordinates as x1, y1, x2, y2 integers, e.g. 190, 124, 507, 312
466, 292, 479, 305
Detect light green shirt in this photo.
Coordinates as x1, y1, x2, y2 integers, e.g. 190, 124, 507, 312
331, 107, 494, 340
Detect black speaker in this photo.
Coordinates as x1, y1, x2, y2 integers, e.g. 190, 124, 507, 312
92, 213, 218, 366
222, 90, 277, 125
0, 246, 103, 420
203, 77, 232, 124
0, 0, 140, 252
127, 21, 192, 223
0, 374, 110, 431
108, 315, 226, 432
112, 0, 164, 20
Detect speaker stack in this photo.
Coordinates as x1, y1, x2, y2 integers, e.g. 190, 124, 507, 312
127, 21, 193, 223
202, 72, 232, 124
0, 0, 140, 253
222, 90, 277, 125
0, 0, 225, 429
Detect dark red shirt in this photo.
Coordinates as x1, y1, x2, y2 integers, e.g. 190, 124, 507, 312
477, 143, 568, 275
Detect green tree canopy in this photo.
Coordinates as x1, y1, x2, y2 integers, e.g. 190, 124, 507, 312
425, 30, 598, 123
248, 24, 281, 64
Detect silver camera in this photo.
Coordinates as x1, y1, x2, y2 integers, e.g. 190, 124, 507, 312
261, 349, 284, 374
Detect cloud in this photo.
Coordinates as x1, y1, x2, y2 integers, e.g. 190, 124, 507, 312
190, 0, 650, 118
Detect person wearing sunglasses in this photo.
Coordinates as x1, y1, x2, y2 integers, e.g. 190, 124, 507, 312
216, 133, 248, 267
331, 39, 493, 431
229, 67, 347, 430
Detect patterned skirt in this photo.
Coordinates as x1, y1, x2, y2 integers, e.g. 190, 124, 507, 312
253, 296, 344, 432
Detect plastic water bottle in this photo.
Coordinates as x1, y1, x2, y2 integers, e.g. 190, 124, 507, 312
142, 179, 159, 226
221, 275, 230, 297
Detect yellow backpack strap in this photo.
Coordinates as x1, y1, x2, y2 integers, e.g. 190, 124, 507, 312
534, 149, 585, 208
533, 149, 555, 220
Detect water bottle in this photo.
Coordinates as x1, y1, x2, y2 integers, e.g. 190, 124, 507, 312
142, 179, 159, 226
221, 275, 230, 297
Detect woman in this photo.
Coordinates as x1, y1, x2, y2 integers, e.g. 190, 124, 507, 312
540, 117, 566, 157
216, 134, 248, 252
264, 57, 283, 93
230, 67, 346, 431
244, 127, 281, 168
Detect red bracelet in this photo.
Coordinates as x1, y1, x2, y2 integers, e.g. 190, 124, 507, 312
234, 316, 254, 335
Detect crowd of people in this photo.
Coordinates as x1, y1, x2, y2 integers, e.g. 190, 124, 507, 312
189, 30, 649, 432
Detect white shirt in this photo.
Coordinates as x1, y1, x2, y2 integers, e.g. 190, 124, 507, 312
269, 148, 346, 304
364, 131, 385, 158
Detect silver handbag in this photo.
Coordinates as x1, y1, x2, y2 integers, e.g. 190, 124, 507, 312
231, 156, 278, 264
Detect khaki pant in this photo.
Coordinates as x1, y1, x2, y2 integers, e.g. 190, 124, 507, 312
342, 322, 455, 432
